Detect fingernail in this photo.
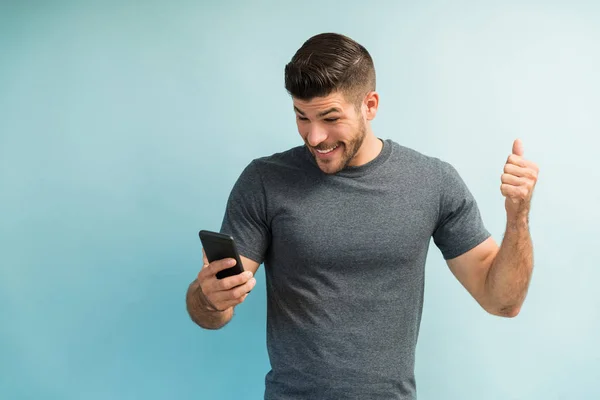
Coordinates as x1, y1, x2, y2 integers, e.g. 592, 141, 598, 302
245, 271, 253, 278
228, 259, 236, 266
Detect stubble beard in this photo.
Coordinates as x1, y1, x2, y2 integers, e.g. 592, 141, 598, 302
309, 118, 368, 175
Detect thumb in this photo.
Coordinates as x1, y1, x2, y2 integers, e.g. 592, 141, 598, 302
512, 138, 524, 156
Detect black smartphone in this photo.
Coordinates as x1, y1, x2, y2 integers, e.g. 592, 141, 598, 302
199, 230, 245, 279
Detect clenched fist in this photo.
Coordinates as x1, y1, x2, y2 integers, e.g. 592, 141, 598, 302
501, 139, 539, 219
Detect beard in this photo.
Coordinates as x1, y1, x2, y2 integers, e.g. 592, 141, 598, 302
306, 117, 368, 175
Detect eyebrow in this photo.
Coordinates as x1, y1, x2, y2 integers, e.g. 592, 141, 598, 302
294, 106, 342, 118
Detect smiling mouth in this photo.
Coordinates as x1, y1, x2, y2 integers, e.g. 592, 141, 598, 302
315, 144, 339, 154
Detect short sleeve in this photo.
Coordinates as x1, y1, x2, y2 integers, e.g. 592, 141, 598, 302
432, 161, 491, 260
219, 160, 270, 264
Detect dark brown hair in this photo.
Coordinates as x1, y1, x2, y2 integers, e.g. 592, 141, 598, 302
284, 33, 376, 106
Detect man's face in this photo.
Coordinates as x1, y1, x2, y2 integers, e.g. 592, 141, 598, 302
293, 91, 368, 175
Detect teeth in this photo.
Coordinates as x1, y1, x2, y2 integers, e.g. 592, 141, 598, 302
316, 145, 338, 154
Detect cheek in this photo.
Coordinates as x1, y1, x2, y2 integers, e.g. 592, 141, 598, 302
331, 124, 352, 139
295, 121, 305, 137
296, 123, 309, 141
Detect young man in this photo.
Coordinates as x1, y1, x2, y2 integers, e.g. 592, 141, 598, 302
187, 33, 539, 399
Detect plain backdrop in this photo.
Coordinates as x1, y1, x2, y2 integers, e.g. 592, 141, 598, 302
1, 1, 599, 399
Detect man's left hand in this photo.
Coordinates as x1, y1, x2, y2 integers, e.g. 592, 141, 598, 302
500, 139, 539, 219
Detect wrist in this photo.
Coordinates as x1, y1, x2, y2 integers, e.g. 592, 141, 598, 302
191, 282, 223, 313
197, 288, 223, 313
506, 213, 529, 230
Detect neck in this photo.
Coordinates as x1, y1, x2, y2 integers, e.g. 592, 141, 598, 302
348, 132, 383, 167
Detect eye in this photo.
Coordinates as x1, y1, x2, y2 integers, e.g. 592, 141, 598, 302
324, 118, 339, 122
297, 116, 308, 121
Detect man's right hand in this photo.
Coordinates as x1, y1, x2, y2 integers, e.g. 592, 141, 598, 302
196, 248, 257, 312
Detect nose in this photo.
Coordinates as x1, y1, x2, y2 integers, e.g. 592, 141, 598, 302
305, 124, 328, 147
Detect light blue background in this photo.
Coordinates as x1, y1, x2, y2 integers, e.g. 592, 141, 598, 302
1, 1, 599, 399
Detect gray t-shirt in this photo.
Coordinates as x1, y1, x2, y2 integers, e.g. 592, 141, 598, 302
220, 138, 490, 400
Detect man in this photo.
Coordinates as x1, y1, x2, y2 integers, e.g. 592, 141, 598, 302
186, 33, 539, 399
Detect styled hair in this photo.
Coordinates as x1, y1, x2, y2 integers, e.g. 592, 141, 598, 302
284, 33, 376, 106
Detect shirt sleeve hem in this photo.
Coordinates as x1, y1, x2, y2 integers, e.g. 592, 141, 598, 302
442, 231, 492, 260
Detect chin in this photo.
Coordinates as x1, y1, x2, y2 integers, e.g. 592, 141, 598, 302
311, 145, 351, 175
316, 159, 345, 175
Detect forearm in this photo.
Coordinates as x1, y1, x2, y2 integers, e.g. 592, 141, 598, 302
186, 279, 233, 330
485, 215, 534, 316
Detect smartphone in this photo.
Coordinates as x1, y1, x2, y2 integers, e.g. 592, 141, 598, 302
199, 230, 245, 279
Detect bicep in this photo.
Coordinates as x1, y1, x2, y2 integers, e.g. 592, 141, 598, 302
446, 236, 499, 311
240, 255, 261, 276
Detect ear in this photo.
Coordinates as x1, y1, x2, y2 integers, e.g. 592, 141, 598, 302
363, 91, 379, 121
